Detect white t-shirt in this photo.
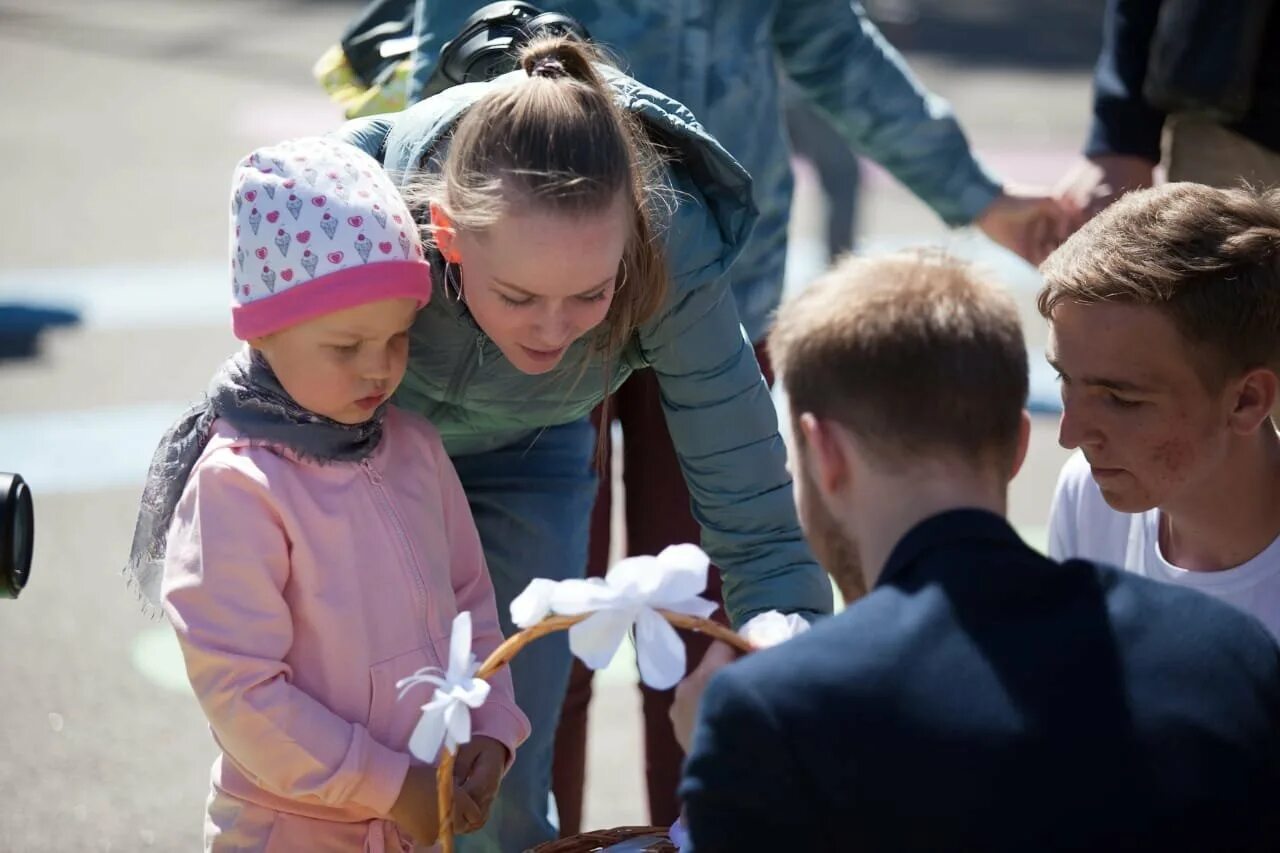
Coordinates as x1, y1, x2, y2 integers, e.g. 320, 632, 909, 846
1048, 451, 1280, 640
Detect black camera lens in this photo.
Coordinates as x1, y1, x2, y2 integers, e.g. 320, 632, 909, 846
0, 473, 33, 599
423, 2, 592, 98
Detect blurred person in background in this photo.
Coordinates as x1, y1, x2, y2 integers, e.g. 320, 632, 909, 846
1057, 0, 1280, 219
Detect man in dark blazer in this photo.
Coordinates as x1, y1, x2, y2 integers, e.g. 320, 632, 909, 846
675, 251, 1280, 852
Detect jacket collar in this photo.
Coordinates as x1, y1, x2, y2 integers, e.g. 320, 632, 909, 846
877, 509, 1023, 588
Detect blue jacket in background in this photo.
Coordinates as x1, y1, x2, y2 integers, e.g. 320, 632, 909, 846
681, 510, 1280, 851
408, 0, 1002, 341
337, 68, 833, 627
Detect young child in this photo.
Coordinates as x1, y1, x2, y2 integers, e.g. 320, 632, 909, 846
126, 137, 529, 851
1042, 183, 1280, 639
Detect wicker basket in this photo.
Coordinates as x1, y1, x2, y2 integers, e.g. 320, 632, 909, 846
530, 826, 677, 852
434, 612, 753, 852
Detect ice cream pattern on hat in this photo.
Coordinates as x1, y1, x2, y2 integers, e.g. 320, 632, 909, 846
320, 211, 339, 240
355, 233, 372, 263
229, 137, 432, 341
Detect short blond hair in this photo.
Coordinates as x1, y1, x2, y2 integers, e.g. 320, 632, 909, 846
769, 250, 1027, 466
1038, 183, 1280, 383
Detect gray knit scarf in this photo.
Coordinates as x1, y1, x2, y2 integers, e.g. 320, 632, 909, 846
125, 347, 385, 613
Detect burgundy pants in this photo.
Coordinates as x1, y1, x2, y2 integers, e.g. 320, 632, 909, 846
551, 342, 774, 835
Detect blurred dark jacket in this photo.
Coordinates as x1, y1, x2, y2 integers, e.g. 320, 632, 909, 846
681, 510, 1280, 852
1088, 0, 1280, 159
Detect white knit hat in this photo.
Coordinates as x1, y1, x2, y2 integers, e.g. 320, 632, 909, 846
229, 137, 431, 340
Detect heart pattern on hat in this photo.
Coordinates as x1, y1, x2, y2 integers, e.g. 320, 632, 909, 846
225, 136, 430, 343
229, 136, 431, 340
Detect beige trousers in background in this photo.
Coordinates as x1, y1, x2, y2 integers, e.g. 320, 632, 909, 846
1165, 114, 1280, 422
1165, 114, 1280, 188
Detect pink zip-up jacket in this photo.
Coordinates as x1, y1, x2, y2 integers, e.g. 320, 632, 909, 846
162, 406, 529, 851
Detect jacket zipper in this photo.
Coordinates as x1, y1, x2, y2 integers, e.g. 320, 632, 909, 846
362, 459, 433, 648
443, 328, 488, 405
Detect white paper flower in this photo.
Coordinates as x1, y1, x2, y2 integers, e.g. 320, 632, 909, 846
396, 611, 491, 762
509, 544, 719, 690
738, 610, 811, 649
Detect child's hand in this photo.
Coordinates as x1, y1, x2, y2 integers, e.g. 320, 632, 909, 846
452, 786, 485, 835
389, 764, 441, 845
453, 735, 509, 831
388, 738, 508, 840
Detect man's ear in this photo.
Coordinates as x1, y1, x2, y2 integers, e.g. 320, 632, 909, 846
1011, 409, 1031, 479
1228, 367, 1279, 435
429, 202, 461, 263
797, 412, 849, 498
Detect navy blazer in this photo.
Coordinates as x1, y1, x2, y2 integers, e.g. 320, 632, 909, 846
680, 510, 1280, 852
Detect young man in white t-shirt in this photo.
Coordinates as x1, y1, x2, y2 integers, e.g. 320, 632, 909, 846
1042, 182, 1280, 639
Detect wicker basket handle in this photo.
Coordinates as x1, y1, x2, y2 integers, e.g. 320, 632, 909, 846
433, 610, 753, 852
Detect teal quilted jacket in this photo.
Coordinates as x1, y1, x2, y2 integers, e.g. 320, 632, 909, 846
337, 68, 834, 626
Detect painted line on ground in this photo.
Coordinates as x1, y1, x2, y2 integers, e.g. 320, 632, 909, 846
0, 266, 230, 331
0, 233, 1043, 332
0, 400, 193, 495
0, 236, 1059, 498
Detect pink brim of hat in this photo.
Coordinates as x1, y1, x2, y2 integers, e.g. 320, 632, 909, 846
231, 261, 433, 340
